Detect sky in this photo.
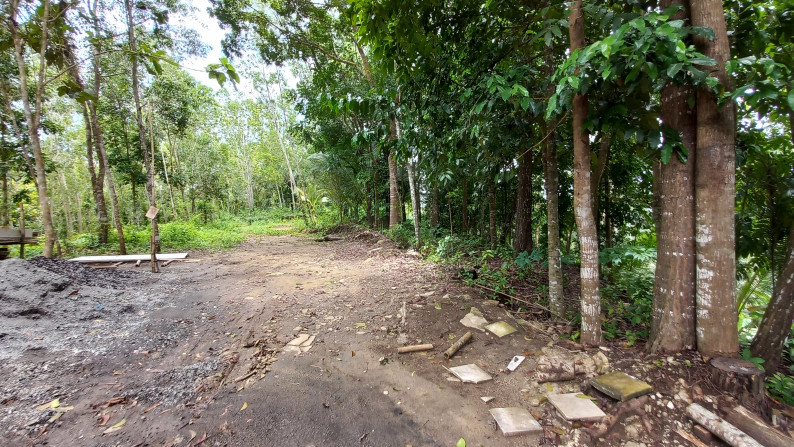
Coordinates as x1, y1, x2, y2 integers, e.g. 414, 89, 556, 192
178, 0, 298, 95
178, 0, 229, 89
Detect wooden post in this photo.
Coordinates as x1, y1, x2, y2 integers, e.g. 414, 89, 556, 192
145, 205, 159, 273
18, 203, 24, 259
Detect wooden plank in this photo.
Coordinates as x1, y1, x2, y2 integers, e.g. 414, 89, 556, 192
725, 405, 794, 447
69, 253, 189, 263
0, 229, 38, 239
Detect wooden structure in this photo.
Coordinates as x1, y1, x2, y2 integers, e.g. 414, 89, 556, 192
0, 228, 39, 260
69, 253, 189, 263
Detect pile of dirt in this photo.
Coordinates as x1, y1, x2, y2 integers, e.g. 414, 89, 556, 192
0, 257, 164, 362
28, 256, 142, 289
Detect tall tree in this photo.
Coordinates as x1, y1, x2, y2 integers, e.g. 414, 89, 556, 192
7, 0, 59, 257
124, 0, 160, 269
690, 0, 740, 357
569, 0, 602, 346
649, 0, 697, 354
513, 150, 533, 253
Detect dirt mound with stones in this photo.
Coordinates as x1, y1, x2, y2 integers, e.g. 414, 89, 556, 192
0, 257, 159, 362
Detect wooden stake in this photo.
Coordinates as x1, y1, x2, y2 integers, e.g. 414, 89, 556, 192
397, 344, 434, 354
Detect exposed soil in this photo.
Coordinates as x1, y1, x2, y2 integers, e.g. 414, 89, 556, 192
1, 231, 792, 446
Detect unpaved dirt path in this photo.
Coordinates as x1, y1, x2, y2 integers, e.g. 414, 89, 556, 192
3, 234, 558, 446
3, 232, 730, 447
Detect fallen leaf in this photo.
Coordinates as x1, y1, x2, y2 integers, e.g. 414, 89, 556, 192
351, 351, 356, 357
354, 323, 366, 328
434, 303, 442, 310
36, 398, 60, 411
48, 412, 62, 423
102, 418, 125, 435
98, 414, 111, 426
189, 430, 197, 441
143, 403, 160, 413
457, 438, 466, 447
240, 402, 248, 411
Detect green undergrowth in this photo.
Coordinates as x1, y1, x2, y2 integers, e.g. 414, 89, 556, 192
9, 207, 331, 259
386, 221, 658, 346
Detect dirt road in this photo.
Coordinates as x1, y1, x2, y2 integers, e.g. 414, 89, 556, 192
3, 231, 737, 447
1, 232, 563, 446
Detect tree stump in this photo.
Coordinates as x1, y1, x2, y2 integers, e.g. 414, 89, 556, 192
709, 357, 769, 417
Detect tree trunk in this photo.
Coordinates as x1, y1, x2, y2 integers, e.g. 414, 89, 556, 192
1, 169, 8, 226
591, 134, 610, 224
462, 180, 469, 233
82, 104, 109, 243
88, 2, 119, 248
430, 186, 440, 227
406, 159, 421, 248
388, 146, 400, 229
751, 225, 794, 372
514, 150, 534, 253
373, 158, 379, 229
58, 171, 74, 238
125, 0, 159, 269
76, 191, 84, 233
10, 0, 55, 257
489, 181, 497, 247
690, 0, 739, 358
544, 124, 565, 320
365, 180, 373, 228
569, 0, 601, 346
91, 99, 127, 253
649, 0, 698, 354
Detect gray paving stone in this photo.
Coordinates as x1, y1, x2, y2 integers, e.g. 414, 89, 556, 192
489, 407, 543, 437
547, 393, 606, 421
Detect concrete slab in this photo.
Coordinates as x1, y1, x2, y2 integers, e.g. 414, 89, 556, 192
287, 334, 310, 346
590, 371, 653, 402
547, 393, 606, 421
490, 407, 543, 437
448, 364, 493, 384
460, 307, 489, 331
485, 321, 517, 337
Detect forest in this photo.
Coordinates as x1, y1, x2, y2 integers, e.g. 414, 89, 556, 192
1, 0, 793, 401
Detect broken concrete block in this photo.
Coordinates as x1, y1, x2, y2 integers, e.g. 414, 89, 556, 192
460, 307, 489, 331
591, 371, 653, 402
485, 321, 517, 337
490, 407, 543, 437
448, 364, 493, 384
547, 393, 606, 422
535, 357, 575, 382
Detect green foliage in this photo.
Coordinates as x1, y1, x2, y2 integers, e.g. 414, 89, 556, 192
767, 373, 794, 406
742, 347, 766, 371
600, 245, 656, 342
